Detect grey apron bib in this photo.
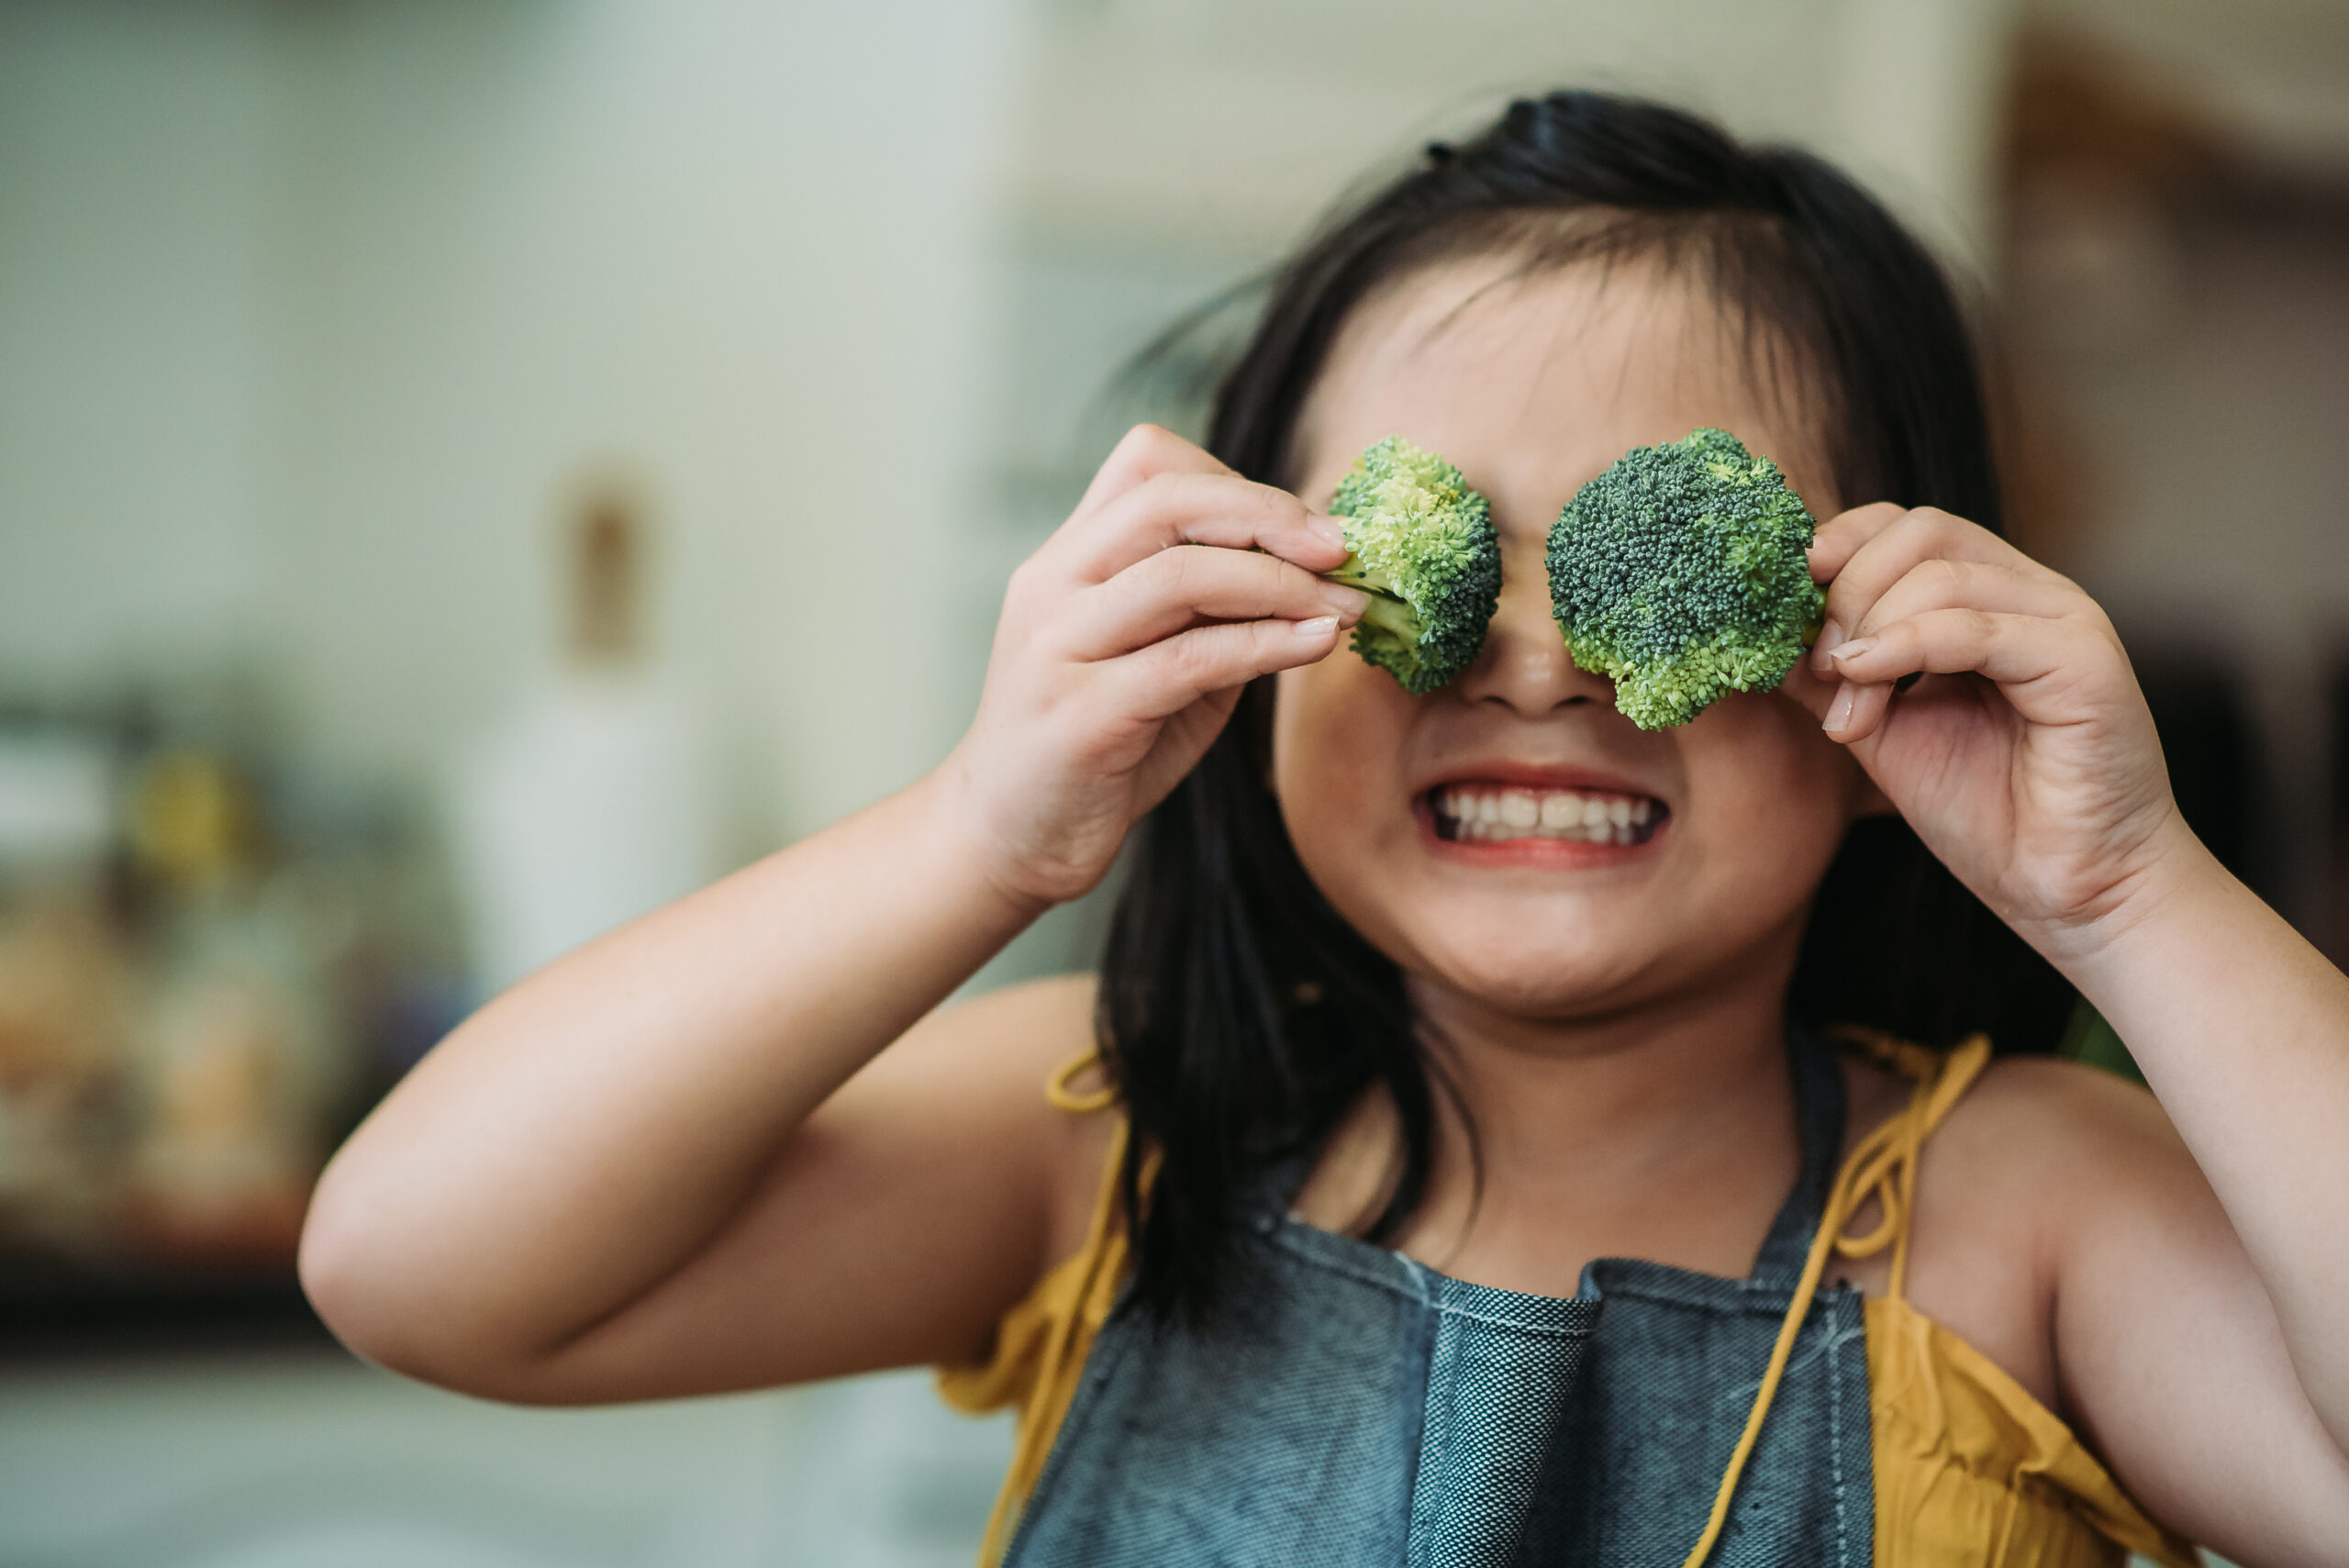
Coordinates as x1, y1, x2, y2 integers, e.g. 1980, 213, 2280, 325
1002, 1030, 1873, 1568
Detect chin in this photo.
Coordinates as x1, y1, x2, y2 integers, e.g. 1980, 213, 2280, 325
1405, 923, 1662, 1019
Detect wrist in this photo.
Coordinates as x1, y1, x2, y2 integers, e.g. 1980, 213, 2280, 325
2028, 813, 2235, 996
915, 753, 1065, 927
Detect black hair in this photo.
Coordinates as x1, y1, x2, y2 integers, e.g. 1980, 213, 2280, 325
1097, 90, 2074, 1323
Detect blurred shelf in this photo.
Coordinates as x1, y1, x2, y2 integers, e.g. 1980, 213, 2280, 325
0, 1252, 336, 1362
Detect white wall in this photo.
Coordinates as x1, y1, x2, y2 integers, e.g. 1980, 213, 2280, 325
0, 2, 274, 682
1, 0, 1020, 847
262, 0, 1023, 837
1004, 0, 2016, 272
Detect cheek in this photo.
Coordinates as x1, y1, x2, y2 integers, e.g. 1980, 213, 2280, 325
1273, 661, 1420, 895
1675, 696, 1861, 917
1274, 661, 1408, 809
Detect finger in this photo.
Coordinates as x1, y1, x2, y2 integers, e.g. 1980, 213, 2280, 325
1110, 616, 1345, 720
1846, 557, 2088, 646
1807, 502, 1908, 584
1820, 678, 1898, 744
1812, 508, 2056, 672
1054, 469, 1350, 584
1821, 607, 2109, 745
1071, 422, 1230, 517
1058, 546, 1368, 662
1813, 606, 2095, 699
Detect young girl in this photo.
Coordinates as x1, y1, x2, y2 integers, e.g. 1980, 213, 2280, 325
300, 94, 2349, 1566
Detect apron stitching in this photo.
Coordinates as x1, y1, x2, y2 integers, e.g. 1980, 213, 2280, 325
1408, 1304, 1457, 1567
1274, 1229, 1596, 1336
1827, 1303, 1851, 1565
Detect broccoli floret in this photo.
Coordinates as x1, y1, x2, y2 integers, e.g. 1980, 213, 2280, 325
1545, 428, 1824, 729
1324, 436, 1503, 695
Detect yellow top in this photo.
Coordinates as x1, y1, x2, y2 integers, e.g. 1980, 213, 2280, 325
939, 1036, 2199, 1568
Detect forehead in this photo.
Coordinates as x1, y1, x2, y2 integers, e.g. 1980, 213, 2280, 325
1290, 254, 1839, 535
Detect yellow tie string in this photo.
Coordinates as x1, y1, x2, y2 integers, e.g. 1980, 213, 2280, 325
979, 1054, 1131, 1564
1673, 1034, 1992, 1568
1045, 1050, 1119, 1115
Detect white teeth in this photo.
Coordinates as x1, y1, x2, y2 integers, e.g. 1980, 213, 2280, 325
1432, 785, 1661, 845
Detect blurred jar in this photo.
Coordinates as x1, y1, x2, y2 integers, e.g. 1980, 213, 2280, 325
0, 894, 136, 1249
119, 750, 341, 1262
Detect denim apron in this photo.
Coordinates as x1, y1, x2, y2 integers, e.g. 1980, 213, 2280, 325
999, 1031, 1873, 1568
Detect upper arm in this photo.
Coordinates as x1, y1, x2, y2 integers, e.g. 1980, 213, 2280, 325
2032, 1062, 2349, 1562
504, 974, 1115, 1404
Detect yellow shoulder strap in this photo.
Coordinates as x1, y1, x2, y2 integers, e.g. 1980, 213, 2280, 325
1674, 1033, 1993, 1568
1824, 1030, 1991, 1301
974, 1051, 1134, 1564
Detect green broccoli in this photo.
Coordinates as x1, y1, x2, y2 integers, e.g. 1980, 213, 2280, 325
1544, 428, 1824, 729
1324, 436, 1503, 695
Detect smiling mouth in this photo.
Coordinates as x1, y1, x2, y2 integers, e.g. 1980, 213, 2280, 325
1428, 784, 1667, 848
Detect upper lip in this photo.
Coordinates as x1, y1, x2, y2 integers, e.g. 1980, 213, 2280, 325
1412, 759, 1664, 801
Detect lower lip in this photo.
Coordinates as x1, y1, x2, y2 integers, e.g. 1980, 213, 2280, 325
1414, 795, 1666, 868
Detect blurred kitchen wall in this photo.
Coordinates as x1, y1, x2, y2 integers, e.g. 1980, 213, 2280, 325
2, 0, 1019, 847
1998, 0, 2349, 957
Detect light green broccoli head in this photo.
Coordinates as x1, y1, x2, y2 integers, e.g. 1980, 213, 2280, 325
1545, 428, 1825, 729
1325, 436, 1503, 695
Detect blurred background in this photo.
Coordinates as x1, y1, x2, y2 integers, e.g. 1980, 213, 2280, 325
2, 0, 2343, 1562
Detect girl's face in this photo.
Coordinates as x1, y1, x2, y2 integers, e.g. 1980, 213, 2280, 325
1277, 254, 1868, 1022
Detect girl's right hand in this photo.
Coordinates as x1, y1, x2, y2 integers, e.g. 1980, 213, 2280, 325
942, 424, 1365, 908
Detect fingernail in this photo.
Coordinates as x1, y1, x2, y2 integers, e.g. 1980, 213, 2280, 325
1319, 582, 1370, 619
1827, 635, 1877, 664
1810, 619, 1843, 672
1308, 515, 1348, 550
1823, 684, 1855, 734
1297, 616, 1340, 639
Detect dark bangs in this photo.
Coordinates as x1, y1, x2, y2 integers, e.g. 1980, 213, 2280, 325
1098, 90, 2070, 1324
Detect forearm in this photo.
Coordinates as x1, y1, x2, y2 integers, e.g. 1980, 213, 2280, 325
300, 769, 1043, 1376
2054, 831, 2349, 1448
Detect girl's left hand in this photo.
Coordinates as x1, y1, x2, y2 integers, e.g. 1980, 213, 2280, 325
1791, 504, 2193, 961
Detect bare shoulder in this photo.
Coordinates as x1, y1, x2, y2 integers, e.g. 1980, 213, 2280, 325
845, 970, 1101, 1129
1935, 1053, 2238, 1301
838, 971, 1119, 1266
1852, 1050, 2188, 1229
1932, 1055, 2194, 1213
1841, 1051, 2195, 1407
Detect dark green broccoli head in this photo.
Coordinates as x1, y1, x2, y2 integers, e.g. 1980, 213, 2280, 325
1325, 436, 1502, 695
1545, 428, 1825, 729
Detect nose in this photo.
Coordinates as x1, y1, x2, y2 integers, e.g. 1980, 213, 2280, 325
1452, 533, 1611, 716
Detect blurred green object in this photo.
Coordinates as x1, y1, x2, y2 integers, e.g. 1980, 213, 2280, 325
2056, 997, 2143, 1084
